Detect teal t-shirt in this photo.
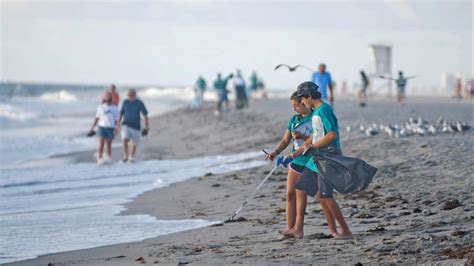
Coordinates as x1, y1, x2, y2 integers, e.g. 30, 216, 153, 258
287, 114, 312, 166
305, 102, 341, 172
196, 78, 206, 91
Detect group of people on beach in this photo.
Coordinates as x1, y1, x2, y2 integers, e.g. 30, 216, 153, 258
266, 81, 377, 240
192, 70, 266, 115
88, 85, 149, 165
359, 70, 415, 106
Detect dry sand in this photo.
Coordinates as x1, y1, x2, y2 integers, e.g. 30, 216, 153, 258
8, 97, 473, 265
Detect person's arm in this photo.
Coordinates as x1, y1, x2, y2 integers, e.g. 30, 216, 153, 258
310, 131, 336, 150
144, 115, 149, 130
115, 112, 122, 130
116, 103, 124, 131
90, 106, 101, 131
90, 117, 99, 132
114, 108, 120, 134
141, 102, 149, 130
289, 135, 312, 158
289, 131, 336, 159
292, 131, 310, 141
265, 130, 292, 161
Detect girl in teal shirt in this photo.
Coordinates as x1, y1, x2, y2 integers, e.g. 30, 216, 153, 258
265, 92, 312, 240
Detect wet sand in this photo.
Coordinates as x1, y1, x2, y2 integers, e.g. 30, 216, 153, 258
9, 97, 473, 265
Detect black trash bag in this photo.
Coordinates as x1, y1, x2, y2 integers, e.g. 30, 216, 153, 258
309, 146, 377, 194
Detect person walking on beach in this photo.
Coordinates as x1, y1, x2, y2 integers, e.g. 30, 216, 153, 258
380, 71, 416, 105
250, 71, 259, 96
455, 78, 462, 99
89, 91, 119, 165
281, 81, 353, 240
265, 91, 313, 241
233, 69, 248, 109
192, 76, 207, 109
110, 84, 120, 106
395, 71, 408, 105
358, 70, 369, 107
466, 79, 473, 99
213, 72, 233, 116
116, 89, 149, 163
311, 64, 334, 106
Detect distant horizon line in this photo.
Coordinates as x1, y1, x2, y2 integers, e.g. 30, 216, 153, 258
0, 80, 190, 89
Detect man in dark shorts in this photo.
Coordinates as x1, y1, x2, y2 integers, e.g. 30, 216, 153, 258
280, 81, 352, 240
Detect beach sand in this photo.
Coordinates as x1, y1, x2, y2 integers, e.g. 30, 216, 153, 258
9, 97, 473, 265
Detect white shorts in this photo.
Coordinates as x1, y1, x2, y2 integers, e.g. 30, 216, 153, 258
121, 125, 141, 145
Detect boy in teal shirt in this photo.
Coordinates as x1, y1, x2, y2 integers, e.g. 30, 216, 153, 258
280, 81, 352, 240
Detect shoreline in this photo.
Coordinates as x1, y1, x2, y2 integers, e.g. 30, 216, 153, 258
7, 97, 474, 265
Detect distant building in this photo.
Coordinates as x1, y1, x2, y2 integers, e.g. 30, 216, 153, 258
440, 73, 455, 95
368, 44, 392, 96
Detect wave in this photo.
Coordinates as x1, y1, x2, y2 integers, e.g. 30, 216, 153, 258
141, 87, 194, 101
0, 104, 38, 121
38, 90, 78, 103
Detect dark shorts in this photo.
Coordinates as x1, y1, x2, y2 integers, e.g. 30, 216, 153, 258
289, 163, 305, 174
218, 91, 229, 102
295, 167, 334, 198
98, 126, 115, 140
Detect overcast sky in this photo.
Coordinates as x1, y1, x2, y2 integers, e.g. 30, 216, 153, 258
1, 0, 472, 89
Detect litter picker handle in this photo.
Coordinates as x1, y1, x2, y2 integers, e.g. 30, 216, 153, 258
227, 165, 279, 221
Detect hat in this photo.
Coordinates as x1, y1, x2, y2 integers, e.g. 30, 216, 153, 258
296, 81, 321, 99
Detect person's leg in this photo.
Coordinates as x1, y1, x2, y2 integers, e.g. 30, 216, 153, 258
292, 189, 307, 238
215, 99, 222, 115
129, 129, 140, 161
285, 167, 302, 230
316, 192, 338, 237
131, 144, 137, 159
97, 137, 105, 160
122, 139, 129, 160
121, 126, 129, 160
318, 176, 352, 238
105, 138, 112, 158
321, 198, 352, 238
282, 168, 318, 239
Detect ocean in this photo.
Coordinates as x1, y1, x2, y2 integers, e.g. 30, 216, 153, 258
0, 83, 266, 263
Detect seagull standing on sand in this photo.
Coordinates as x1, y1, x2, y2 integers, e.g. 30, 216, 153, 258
456, 121, 470, 132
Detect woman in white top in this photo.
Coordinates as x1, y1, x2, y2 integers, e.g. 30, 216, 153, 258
89, 90, 119, 164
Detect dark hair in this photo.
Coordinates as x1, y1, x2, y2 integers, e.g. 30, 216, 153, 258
290, 91, 301, 102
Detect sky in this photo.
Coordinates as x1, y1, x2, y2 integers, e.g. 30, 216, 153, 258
1, 0, 472, 90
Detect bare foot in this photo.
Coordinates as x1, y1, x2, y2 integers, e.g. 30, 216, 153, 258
330, 231, 338, 238
278, 229, 292, 235
277, 234, 293, 241
282, 228, 303, 239
334, 233, 353, 240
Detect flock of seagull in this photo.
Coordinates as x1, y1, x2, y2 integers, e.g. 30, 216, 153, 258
347, 116, 471, 137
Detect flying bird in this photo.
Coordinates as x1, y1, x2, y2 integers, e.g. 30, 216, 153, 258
274, 64, 314, 72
